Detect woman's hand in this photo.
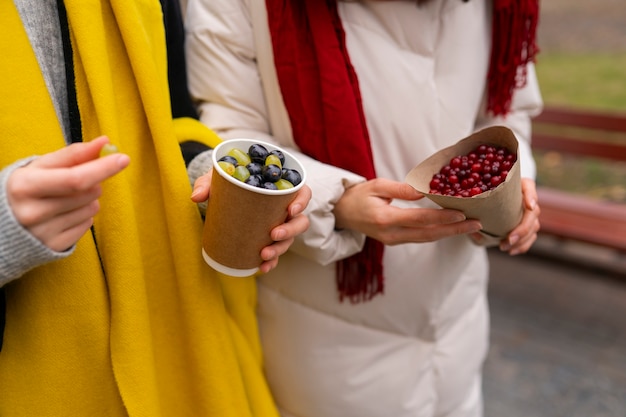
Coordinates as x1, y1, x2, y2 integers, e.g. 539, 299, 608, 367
191, 170, 312, 273
497, 178, 541, 255
6, 136, 130, 252
333, 178, 483, 245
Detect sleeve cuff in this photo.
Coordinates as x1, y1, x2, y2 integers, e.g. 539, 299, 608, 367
0, 158, 74, 286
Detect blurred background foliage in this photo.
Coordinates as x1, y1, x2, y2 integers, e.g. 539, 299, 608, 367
533, 0, 626, 203
538, 54, 626, 112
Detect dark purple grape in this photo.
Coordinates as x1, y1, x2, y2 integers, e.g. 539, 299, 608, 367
246, 162, 263, 176
245, 174, 263, 188
261, 164, 282, 182
281, 168, 302, 187
218, 155, 238, 166
248, 144, 269, 164
262, 182, 278, 190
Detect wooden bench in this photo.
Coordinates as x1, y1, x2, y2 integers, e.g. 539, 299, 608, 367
531, 107, 626, 253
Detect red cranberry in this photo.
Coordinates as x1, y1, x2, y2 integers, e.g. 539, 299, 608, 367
428, 143, 516, 197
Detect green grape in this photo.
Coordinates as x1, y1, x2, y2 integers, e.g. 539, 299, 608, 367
218, 160, 236, 176
227, 148, 251, 166
265, 154, 282, 169
100, 143, 119, 157
274, 179, 294, 190
233, 165, 251, 182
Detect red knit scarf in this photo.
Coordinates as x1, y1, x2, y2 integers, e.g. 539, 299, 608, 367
488, 0, 540, 115
266, 0, 539, 303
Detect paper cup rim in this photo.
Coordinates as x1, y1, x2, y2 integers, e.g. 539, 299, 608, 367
212, 139, 307, 196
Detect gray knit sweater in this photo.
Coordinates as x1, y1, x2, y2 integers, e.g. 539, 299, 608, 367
0, 0, 74, 286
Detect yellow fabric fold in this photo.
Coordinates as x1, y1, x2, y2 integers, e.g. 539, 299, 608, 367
0, 1, 276, 416
173, 116, 223, 149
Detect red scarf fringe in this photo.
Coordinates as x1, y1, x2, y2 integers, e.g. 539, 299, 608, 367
488, 0, 540, 115
337, 237, 384, 303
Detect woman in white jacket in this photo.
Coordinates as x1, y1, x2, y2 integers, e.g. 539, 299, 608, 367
184, 1, 542, 416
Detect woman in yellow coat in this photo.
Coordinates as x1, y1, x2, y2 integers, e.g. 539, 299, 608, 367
0, 0, 310, 415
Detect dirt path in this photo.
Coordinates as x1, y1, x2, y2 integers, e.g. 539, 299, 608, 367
539, 0, 626, 53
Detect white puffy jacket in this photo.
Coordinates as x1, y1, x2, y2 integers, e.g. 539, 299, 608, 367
185, 1, 542, 416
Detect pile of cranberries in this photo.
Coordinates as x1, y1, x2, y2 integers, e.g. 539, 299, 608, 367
429, 144, 517, 197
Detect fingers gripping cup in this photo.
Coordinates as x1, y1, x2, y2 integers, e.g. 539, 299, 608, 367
202, 139, 307, 277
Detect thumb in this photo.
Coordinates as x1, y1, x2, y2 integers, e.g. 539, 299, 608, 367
374, 179, 425, 201
191, 170, 213, 202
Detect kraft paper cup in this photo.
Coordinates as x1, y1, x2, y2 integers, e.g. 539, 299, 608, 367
405, 126, 523, 246
202, 139, 307, 277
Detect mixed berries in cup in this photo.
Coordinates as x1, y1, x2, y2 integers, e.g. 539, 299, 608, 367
429, 144, 516, 197
217, 143, 303, 191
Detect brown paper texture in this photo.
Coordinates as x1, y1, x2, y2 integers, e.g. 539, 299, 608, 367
405, 126, 523, 242
202, 139, 306, 276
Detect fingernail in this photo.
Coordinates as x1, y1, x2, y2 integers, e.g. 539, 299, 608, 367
290, 204, 302, 216
190, 187, 202, 199
529, 199, 537, 210
273, 229, 286, 240
116, 154, 130, 168
451, 213, 466, 223
501, 234, 519, 252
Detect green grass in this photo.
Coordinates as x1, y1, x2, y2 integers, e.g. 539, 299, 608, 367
536, 53, 626, 113
534, 151, 626, 203
533, 52, 626, 203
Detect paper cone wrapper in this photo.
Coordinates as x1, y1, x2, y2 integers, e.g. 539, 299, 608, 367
405, 126, 523, 243
202, 139, 307, 277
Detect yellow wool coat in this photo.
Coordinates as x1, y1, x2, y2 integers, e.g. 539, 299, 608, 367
0, 1, 277, 416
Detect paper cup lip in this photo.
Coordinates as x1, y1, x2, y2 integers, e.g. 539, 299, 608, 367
212, 138, 307, 196
202, 248, 258, 277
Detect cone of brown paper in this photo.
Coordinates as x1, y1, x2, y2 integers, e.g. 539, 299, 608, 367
405, 126, 523, 245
